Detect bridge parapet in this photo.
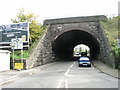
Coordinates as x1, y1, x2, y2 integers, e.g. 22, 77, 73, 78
44, 15, 107, 25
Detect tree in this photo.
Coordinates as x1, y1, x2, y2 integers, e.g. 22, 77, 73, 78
11, 8, 44, 44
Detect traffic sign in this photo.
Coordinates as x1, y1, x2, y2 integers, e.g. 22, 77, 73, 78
11, 38, 23, 49
15, 63, 23, 69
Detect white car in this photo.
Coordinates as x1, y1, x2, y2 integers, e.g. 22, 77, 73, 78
78, 57, 91, 67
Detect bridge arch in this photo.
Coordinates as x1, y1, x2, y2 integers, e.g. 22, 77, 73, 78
52, 29, 100, 60
27, 16, 113, 69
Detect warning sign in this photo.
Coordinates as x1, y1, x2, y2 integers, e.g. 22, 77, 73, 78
15, 63, 23, 69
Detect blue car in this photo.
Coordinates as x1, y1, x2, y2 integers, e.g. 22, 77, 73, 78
78, 57, 91, 67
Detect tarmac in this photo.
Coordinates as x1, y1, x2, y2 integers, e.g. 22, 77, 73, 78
92, 60, 119, 79
0, 62, 55, 86
0, 60, 119, 86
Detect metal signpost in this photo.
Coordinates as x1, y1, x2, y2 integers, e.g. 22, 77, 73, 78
118, 38, 120, 49
11, 37, 23, 70
11, 39, 15, 70
0, 22, 29, 70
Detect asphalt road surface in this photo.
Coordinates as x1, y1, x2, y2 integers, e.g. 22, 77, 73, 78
1, 60, 118, 88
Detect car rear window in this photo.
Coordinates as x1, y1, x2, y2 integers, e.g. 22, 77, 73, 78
80, 57, 89, 60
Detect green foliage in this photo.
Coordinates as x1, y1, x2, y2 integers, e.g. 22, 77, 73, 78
101, 17, 119, 55
11, 8, 44, 43
29, 23, 44, 42
11, 8, 38, 23
10, 50, 29, 60
10, 37, 41, 59
101, 16, 120, 70
118, 65, 120, 70
10, 8, 46, 60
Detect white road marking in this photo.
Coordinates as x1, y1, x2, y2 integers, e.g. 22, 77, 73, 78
65, 61, 76, 76
57, 61, 76, 88
74, 61, 76, 64
57, 79, 64, 88
65, 78, 68, 88
70, 64, 73, 68
64, 68, 70, 76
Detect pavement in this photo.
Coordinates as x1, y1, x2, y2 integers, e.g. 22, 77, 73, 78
0, 60, 119, 86
0, 62, 55, 86
92, 60, 119, 79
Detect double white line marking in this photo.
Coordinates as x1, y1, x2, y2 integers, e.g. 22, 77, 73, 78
57, 61, 76, 88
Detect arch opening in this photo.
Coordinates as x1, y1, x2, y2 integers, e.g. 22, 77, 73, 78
73, 44, 90, 57
52, 30, 100, 60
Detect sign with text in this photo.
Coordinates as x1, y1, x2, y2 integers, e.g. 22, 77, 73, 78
15, 63, 23, 69
0, 23, 29, 49
11, 38, 23, 49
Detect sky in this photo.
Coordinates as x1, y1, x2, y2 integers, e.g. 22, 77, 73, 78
0, 0, 119, 25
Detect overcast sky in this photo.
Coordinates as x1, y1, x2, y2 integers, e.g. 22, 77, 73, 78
0, 0, 119, 25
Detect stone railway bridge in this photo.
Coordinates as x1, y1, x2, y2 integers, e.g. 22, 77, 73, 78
26, 15, 113, 69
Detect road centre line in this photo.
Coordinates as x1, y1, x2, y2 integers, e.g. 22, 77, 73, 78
57, 79, 64, 88
57, 61, 76, 88
65, 78, 68, 89
65, 61, 76, 76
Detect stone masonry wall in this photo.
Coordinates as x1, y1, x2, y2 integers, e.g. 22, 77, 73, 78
98, 22, 114, 64
26, 26, 54, 69
26, 16, 114, 69
48, 22, 114, 63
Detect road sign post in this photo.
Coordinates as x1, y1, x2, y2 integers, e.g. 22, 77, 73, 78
11, 38, 23, 70
11, 41, 15, 70
118, 38, 120, 49
13, 48, 14, 70
21, 49, 23, 63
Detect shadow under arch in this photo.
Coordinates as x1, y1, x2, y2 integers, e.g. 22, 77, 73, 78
52, 29, 100, 60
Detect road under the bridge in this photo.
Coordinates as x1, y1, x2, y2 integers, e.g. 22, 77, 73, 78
1, 61, 118, 88
52, 30, 100, 60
